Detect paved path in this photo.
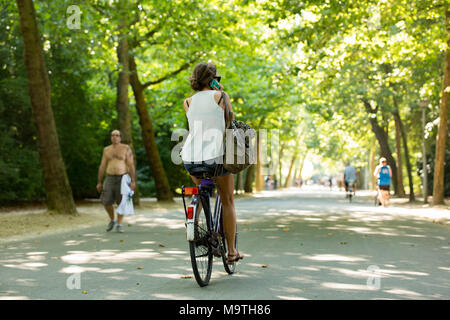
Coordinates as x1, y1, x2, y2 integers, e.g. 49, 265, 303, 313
1, 188, 449, 300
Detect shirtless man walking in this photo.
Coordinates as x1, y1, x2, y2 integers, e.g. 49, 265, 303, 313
97, 130, 136, 233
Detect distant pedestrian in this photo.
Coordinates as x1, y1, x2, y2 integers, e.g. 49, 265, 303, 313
97, 130, 136, 233
374, 157, 392, 207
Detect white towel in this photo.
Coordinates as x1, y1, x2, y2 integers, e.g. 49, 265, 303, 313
117, 174, 134, 216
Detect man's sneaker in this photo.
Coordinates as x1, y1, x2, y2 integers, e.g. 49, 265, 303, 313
106, 220, 116, 232
116, 224, 124, 233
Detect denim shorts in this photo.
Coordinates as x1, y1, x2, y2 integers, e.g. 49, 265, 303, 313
184, 156, 230, 177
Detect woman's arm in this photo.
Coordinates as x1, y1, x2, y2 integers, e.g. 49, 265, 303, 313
183, 98, 192, 113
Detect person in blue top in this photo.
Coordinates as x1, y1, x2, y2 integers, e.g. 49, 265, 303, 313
373, 157, 392, 207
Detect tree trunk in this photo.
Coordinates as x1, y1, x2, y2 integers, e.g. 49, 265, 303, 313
244, 164, 255, 193
16, 0, 76, 214
255, 131, 264, 191
129, 56, 173, 201
370, 141, 377, 190
293, 152, 307, 184
392, 109, 405, 197
362, 98, 399, 194
284, 153, 297, 188
235, 172, 241, 194
293, 167, 298, 183
393, 99, 415, 202
116, 30, 132, 145
278, 142, 285, 189
433, 8, 450, 205
115, 24, 140, 205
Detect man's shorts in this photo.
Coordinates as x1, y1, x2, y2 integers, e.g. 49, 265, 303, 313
101, 174, 124, 206
379, 185, 390, 191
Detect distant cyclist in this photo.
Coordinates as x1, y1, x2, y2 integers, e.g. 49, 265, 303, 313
344, 162, 357, 197
373, 157, 392, 207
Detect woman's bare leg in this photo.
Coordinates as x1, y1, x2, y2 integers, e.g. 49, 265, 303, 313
216, 173, 238, 256
190, 175, 201, 186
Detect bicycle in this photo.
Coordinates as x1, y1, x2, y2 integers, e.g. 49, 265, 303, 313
181, 167, 238, 287
346, 179, 356, 203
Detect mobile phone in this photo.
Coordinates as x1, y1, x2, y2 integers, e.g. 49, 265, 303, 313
210, 79, 221, 90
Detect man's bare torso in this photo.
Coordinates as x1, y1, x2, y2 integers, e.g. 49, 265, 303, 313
104, 144, 129, 175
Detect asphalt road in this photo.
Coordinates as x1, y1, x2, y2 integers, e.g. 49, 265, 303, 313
1, 187, 449, 300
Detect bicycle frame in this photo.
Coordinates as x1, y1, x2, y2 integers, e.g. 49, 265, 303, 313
346, 180, 355, 191
182, 178, 238, 286
182, 179, 222, 241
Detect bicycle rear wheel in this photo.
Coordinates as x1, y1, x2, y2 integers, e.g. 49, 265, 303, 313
189, 200, 213, 287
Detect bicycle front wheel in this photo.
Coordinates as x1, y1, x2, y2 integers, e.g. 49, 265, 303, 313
189, 201, 213, 287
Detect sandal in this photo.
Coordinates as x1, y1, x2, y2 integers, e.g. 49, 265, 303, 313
227, 251, 244, 264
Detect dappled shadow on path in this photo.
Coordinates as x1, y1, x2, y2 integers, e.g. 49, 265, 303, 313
230, 191, 449, 300
0, 189, 448, 300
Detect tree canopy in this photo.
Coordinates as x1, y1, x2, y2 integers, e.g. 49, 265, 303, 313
1, 0, 448, 206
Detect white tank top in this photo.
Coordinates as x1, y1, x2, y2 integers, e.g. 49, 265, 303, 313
181, 90, 225, 162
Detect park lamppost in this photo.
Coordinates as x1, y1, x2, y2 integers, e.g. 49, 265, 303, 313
418, 99, 429, 204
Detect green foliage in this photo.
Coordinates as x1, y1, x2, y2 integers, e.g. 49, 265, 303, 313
0, 1, 44, 203
1, 0, 448, 202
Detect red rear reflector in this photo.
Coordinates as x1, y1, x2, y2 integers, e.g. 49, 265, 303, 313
184, 187, 198, 195
187, 206, 194, 219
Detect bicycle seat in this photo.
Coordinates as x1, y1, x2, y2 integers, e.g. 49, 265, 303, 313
189, 166, 215, 179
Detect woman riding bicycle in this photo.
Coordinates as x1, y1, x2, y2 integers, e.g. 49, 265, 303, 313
180, 62, 243, 264
374, 157, 392, 207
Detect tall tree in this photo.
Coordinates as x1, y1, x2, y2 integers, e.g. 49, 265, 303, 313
16, 0, 76, 214
433, 7, 449, 205
116, 22, 132, 146
244, 165, 255, 193
392, 99, 415, 202
392, 108, 406, 197
362, 98, 399, 193
115, 6, 140, 205
283, 154, 297, 188
128, 56, 184, 201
